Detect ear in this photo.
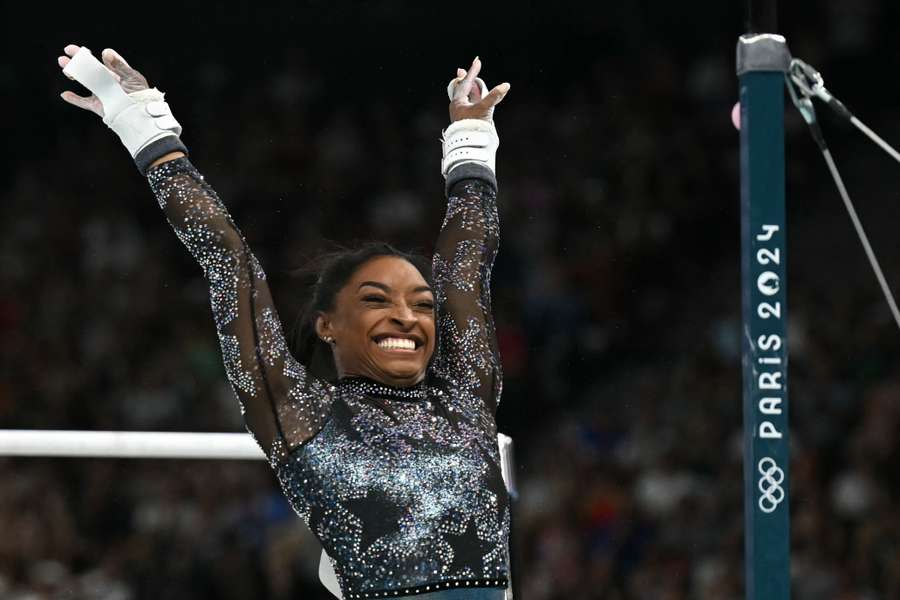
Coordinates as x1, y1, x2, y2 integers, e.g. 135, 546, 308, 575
314, 312, 333, 341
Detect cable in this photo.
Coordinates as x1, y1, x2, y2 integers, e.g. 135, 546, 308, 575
790, 59, 900, 164
785, 69, 900, 332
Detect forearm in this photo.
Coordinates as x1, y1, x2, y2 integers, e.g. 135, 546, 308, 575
437, 177, 500, 280
147, 157, 249, 272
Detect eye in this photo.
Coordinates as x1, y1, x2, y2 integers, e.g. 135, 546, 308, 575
363, 295, 388, 303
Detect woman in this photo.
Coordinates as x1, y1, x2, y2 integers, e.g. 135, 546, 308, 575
57, 44, 511, 599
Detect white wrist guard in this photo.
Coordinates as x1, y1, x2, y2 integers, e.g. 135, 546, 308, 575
441, 118, 499, 179
446, 75, 488, 105
62, 48, 183, 159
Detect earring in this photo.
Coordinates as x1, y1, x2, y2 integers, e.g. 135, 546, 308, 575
322, 336, 334, 344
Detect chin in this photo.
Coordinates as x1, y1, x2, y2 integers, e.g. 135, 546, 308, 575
386, 368, 424, 382
379, 364, 425, 384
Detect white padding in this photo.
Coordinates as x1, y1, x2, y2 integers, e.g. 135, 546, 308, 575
62, 47, 182, 157
146, 101, 171, 117
441, 118, 499, 178
63, 48, 133, 124
447, 76, 489, 102
444, 130, 495, 150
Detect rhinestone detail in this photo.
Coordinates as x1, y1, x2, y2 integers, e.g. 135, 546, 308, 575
347, 578, 508, 598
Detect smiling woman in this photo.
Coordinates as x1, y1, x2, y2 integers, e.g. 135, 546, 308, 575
56, 43, 512, 599
328, 259, 434, 377
296, 248, 437, 388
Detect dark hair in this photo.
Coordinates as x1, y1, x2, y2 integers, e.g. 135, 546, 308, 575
290, 241, 432, 382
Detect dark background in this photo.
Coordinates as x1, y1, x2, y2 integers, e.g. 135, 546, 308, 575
2, 1, 900, 598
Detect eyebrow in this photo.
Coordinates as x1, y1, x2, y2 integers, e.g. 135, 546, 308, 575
358, 281, 433, 294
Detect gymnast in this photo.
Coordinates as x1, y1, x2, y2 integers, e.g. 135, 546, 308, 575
57, 44, 511, 600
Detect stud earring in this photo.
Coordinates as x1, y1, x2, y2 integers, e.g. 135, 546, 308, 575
322, 336, 334, 344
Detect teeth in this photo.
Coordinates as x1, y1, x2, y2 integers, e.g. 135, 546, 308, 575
377, 337, 416, 350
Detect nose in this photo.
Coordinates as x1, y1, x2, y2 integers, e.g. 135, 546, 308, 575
389, 301, 416, 327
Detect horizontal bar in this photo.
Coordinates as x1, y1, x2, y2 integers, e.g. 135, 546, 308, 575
0, 430, 265, 459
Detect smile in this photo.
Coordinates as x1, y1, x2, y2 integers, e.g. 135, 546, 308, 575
373, 336, 422, 352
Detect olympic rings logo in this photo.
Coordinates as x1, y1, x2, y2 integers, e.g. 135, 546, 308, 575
757, 457, 786, 514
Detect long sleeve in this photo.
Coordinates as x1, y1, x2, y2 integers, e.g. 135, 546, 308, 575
430, 163, 503, 416
147, 157, 333, 464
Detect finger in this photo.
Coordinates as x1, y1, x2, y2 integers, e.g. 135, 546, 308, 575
466, 56, 482, 80
102, 48, 131, 68
58, 55, 76, 80
450, 69, 467, 96
101, 48, 130, 81
454, 56, 481, 100
60, 90, 97, 112
477, 82, 511, 109
64, 44, 83, 57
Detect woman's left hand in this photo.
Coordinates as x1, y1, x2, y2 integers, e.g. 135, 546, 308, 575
449, 57, 510, 123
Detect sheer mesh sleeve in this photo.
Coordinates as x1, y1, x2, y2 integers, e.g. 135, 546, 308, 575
431, 164, 503, 417
147, 157, 333, 465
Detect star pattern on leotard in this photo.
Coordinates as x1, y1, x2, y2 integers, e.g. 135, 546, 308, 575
342, 490, 405, 554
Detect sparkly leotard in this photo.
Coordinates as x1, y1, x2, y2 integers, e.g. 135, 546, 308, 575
147, 158, 508, 599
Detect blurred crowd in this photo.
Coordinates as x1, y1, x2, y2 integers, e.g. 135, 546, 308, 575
2, 1, 900, 598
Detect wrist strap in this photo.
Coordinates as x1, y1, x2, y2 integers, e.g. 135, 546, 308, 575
441, 118, 499, 178
446, 76, 489, 102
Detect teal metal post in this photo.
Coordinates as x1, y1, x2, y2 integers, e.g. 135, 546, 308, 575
737, 33, 792, 599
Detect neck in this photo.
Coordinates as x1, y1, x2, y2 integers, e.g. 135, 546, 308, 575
336, 364, 424, 388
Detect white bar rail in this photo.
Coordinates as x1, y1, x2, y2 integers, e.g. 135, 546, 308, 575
0, 430, 264, 459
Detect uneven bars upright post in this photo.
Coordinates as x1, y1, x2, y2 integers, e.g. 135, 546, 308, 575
737, 11, 792, 599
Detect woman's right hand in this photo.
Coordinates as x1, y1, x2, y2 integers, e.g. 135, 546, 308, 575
55, 44, 186, 173
57, 44, 149, 118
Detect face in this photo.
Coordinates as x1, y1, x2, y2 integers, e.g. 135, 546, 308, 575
316, 256, 436, 387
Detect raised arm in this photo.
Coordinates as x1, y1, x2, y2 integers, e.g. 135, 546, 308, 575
431, 58, 510, 416
57, 45, 332, 464
146, 157, 334, 461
